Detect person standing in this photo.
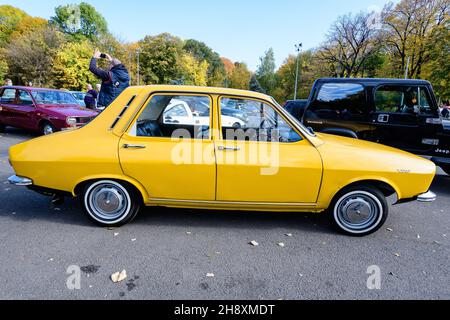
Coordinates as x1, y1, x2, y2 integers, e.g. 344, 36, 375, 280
4, 79, 12, 86
89, 49, 130, 109
84, 84, 98, 109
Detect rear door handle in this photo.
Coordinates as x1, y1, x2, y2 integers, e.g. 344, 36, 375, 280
218, 146, 240, 151
123, 144, 146, 149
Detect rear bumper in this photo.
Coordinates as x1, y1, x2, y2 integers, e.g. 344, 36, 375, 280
395, 190, 437, 204
8, 175, 33, 186
417, 190, 437, 202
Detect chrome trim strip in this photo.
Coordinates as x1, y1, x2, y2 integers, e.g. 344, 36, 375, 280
148, 197, 316, 207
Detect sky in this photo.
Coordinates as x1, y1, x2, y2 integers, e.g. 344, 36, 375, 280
0, 0, 397, 70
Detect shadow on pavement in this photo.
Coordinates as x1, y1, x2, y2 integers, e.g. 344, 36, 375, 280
431, 174, 450, 196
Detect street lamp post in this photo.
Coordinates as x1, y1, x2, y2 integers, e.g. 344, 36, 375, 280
294, 43, 303, 100
136, 47, 141, 86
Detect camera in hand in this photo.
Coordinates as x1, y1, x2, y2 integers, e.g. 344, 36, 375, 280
100, 53, 107, 59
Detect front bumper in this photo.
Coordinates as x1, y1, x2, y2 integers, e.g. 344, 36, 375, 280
417, 190, 437, 202
8, 175, 33, 186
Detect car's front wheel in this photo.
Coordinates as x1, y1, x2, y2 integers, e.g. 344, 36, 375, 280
41, 122, 56, 135
81, 180, 141, 227
330, 185, 388, 236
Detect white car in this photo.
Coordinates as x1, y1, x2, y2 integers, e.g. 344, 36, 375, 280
163, 99, 245, 128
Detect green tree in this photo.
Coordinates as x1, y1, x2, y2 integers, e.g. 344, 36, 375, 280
183, 39, 226, 86
249, 74, 264, 93
0, 58, 8, 83
52, 40, 97, 90
229, 62, 251, 90
4, 26, 64, 86
256, 48, 276, 93
139, 33, 185, 84
50, 2, 108, 41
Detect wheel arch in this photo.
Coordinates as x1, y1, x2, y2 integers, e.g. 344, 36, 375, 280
73, 175, 149, 203
333, 179, 399, 203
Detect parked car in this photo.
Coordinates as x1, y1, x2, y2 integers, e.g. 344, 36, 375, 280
70, 91, 86, 107
0, 86, 98, 135
8, 85, 436, 236
283, 78, 450, 175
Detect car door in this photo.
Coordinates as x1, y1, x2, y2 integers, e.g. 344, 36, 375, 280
215, 96, 323, 204
9, 89, 37, 129
119, 93, 216, 201
0, 88, 18, 126
372, 85, 424, 152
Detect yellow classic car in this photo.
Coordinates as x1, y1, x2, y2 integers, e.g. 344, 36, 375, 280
8, 86, 437, 235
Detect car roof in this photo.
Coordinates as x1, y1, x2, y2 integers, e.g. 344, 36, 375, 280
135, 85, 273, 101
0, 86, 69, 92
315, 78, 431, 86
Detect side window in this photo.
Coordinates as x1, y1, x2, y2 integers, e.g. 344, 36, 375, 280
17, 90, 34, 106
308, 83, 366, 120
1, 89, 16, 103
220, 97, 302, 143
132, 95, 211, 140
375, 86, 432, 115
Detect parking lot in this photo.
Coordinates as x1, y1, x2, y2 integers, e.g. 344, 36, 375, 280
0, 128, 449, 300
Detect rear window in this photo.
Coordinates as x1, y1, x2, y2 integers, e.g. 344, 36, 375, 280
309, 83, 367, 120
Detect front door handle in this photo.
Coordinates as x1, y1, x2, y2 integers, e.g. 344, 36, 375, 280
123, 144, 146, 149
218, 146, 240, 151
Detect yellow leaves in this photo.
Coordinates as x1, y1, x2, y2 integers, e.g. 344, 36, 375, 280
179, 53, 209, 86
53, 40, 97, 90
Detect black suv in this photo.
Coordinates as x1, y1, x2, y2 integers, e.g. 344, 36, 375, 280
284, 78, 450, 175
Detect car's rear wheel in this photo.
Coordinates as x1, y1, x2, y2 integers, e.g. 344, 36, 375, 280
81, 180, 141, 227
40, 122, 56, 135
330, 185, 388, 236
0, 123, 5, 132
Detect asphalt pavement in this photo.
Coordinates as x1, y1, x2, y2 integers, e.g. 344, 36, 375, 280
0, 128, 448, 299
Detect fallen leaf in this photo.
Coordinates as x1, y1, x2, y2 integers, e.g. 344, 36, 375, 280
285, 233, 293, 237
278, 242, 285, 248
206, 273, 215, 278
186, 232, 192, 235
249, 241, 259, 247
386, 228, 393, 232
54, 208, 61, 211
131, 238, 137, 242
417, 234, 421, 239
114, 233, 119, 237
443, 234, 447, 238
433, 241, 441, 245
111, 270, 127, 283
394, 253, 401, 257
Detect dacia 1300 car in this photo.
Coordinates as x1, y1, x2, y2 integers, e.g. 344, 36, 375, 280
7, 86, 437, 236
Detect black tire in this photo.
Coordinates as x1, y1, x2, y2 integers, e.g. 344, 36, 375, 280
329, 185, 388, 236
40, 122, 56, 135
80, 180, 141, 227
0, 123, 5, 133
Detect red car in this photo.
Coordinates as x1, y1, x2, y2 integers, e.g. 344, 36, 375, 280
0, 86, 98, 135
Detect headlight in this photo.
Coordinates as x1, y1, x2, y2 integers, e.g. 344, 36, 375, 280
66, 117, 77, 126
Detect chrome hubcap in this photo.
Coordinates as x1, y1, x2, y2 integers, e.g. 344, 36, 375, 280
337, 194, 378, 231
43, 125, 54, 135
89, 184, 128, 221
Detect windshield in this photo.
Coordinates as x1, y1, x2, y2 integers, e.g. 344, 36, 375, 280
271, 97, 316, 137
31, 90, 78, 105
71, 92, 85, 100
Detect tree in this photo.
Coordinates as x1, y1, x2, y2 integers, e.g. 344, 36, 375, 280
256, 48, 277, 93
50, 2, 108, 41
183, 39, 226, 86
0, 58, 8, 83
52, 40, 97, 90
228, 62, 251, 90
249, 74, 264, 93
0, 5, 46, 46
4, 26, 64, 86
381, 0, 449, 78
318, 11, 381, 77
179, 53, 209, 86
139, 33, 185, 84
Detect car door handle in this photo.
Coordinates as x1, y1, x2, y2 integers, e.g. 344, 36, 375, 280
218, 146, 240, 151
123, 144, 146, 149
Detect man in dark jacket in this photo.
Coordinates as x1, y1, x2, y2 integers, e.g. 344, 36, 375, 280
89, 49, 130, 109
